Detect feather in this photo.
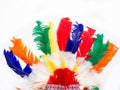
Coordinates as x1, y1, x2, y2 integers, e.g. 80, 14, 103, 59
33, 20, 51, 54
66, 22, 83, 53
77, 61, 99, 87
92, 42, 118, 73
42, 55, 57, 74
47, 68, 79, 86
48, 22, 59, 53
16, 88, 21, 90
57, 17, 72, 51
61, 59, 67, 69
9, 37, 40, 66
46, 59, 57, 74
76, 27, 95, 59
91, 87, 99, 90
87, 34, 108, 66
4, 49, 32, 77
72, 64, 78, 72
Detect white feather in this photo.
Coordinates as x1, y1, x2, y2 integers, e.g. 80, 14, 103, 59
77, 60, 100, 87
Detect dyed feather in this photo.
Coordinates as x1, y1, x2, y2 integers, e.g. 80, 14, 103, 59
72, 64, 78, 72
87, 34, 108, 65
47, 68, 79, 86
92, 42, 118, 73
42, 55, 57, 74
48, 22, 59, 53
66, 22, 83, 53
76, 27, 95, 59
9, 37, 39, 66
33, 20, 51, 54
57, 17, 72, 51
61, 59, 67, 69
46, 60, 57, 74
4, 50, 32, 77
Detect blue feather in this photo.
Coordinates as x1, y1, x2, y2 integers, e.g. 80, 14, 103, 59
23, 64, 32, 76
4, 49, 32, 77
66, 22, 83, 53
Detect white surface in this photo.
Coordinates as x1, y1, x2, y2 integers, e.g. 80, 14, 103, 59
0, 0, 120, 90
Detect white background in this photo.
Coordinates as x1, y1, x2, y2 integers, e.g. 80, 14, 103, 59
0, 0, 120, 90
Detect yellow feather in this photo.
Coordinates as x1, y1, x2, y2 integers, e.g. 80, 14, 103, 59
46, 60, 57, 74
60, 52, 67, 68
72, 64, 78, 72
48, 22, 59, 53
42, 55, 57, 74
61, 59, 67, 69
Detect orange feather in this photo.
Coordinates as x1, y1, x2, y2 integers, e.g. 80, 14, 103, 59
92, 42, 118, 73
9, 37, 40, 66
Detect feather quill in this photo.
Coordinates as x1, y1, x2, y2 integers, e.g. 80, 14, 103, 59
33, 20, 51, 54
92, 42, 118, 73
9, 37, 39, 66
66, 22, 83, 53
57, 17, 72, 51
4, 50, 32, 77
87, 34, 108, 65
76, 27, 95, 59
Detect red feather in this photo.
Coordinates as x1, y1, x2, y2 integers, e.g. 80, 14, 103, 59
76, 27, 95, 60
57, 17, 72, 51
47, 68, 79, 86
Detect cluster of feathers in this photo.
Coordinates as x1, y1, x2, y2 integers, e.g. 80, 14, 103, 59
4, 17, 118, 90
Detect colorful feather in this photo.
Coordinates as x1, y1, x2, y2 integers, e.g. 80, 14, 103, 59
33, 20, 51, 54
61, 59, 67, 69
87, 34, 108, 65
57, 17, 72, 51
42, 55, 57, 74
2, 17, 118, 90
4, 49, 32, 77
9, 37, 39, 66
46, 59, 57, 74
48, 22, 59, 53
92, 42, 118, 73
66, 22, 83, 53
76, 27, 95, 59
47, 68, 79, 86
72, 64, 78, 72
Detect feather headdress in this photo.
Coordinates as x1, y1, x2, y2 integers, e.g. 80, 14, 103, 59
4, 17, 118, 90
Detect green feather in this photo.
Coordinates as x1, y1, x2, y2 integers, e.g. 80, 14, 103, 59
32, 20, 51, 55
87, 34, 108, 65
91, 87, 99, 90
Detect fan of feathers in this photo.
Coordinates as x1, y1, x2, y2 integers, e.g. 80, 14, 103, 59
4, 17, 118, 90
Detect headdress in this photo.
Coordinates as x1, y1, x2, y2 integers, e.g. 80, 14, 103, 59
4, 17, 118, 90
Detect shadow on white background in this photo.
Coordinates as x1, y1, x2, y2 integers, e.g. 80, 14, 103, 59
0, 0, 120, 90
